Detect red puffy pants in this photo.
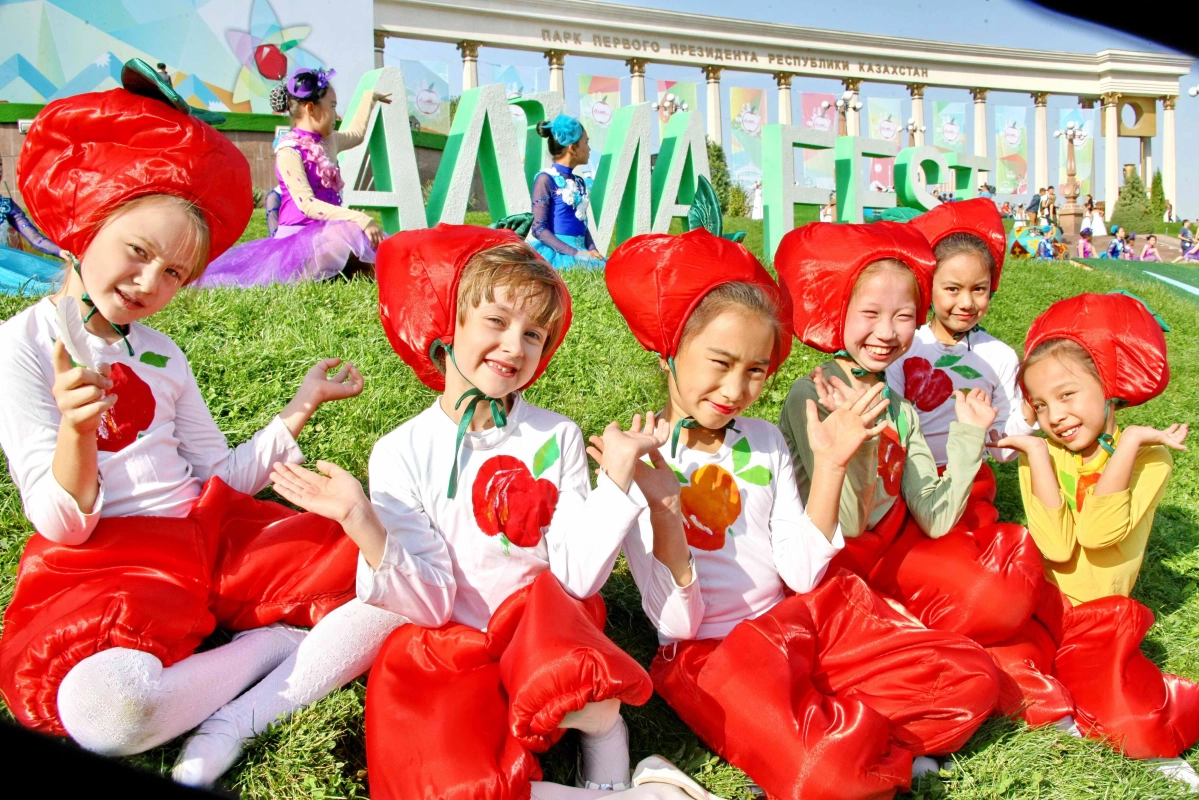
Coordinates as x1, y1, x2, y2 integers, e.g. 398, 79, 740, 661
651, 570, 999, 800
0, 477, 357, 735
987, 582, 1199, 757
868, 465, 1045, 646
365, 571, 653, 800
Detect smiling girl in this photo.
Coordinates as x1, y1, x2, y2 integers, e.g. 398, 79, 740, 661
990, 293, 1199, 785
605, 229, 998, 799
0, 65, 397, 788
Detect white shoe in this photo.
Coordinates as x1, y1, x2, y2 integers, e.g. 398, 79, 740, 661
631, 756, 727, 800
1052, 715, 1083, 738
171, 711, 245, 788
1148, 757, 1199, 793
911, 755, 940, 780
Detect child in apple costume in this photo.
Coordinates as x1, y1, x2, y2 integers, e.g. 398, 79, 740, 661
196, 66, 390, 287
0, 61, 401, 786
867, 200, 1047, 659
606, 228, 998, 800
992, 293, 1199, 787
269, 224, 716, 800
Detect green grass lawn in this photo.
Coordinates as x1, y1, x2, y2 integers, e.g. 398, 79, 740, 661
2, 214, 1198, 798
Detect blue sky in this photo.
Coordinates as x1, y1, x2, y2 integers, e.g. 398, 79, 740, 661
383, 0, 1198, 215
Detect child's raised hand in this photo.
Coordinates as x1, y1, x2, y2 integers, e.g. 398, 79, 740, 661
586, 412, 670, 494
954, 388, 999, 431
806, 381, 889, 468
811, 365, 854, 413
270, 460, 368, 524
1124, 423, 1189, 452
50, 339, 116, 436
297, 358, 365, 406
988, 429, 1047, 455
372, 92, 392, 105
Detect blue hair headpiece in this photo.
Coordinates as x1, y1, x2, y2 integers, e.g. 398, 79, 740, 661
549, 114, 584, 146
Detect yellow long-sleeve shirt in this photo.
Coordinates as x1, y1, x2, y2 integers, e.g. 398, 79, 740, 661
1018, 428, 1173, 606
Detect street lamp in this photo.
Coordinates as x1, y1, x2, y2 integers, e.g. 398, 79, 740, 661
1054, 120, 1085, 241
824, 90, 861, 136
903, 117, 926, 148
651, 92, 689, 120
1188, 84, 1199, 97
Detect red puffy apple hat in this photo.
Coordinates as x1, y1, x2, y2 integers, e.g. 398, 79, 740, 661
774, 221, 937, 355
1022, 292, 1169, 408
605, 228, 794, 374
18, 59, 252, 263
376, 223, 572, 392
909, 198, 1007, 293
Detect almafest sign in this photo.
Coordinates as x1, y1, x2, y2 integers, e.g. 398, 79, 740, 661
340, 66, 982, 259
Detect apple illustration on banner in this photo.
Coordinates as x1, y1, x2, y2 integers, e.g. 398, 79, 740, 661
942, 119, 960, 144
878, 115, 897, 141
739, 104, 762, 135
809, 108, 832, 132
591, 100, 613, 125
1004, 123, 1022, 147
415, 88, 440, 115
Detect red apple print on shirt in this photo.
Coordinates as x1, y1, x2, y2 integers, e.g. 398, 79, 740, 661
878, 426, 906, 496
903, 357, 955, 412
1075, 472, 1102, 512
472, 435, 562, 551
96, 363, 156, 452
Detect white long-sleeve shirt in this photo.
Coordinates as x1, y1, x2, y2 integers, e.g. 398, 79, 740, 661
887, 325, 1035, 466
0, 298, 303, 545
622, 417, 843, 644
356, 394, 641, 632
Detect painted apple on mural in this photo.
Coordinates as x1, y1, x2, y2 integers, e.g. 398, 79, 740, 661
254, 43, 288, 81
591, 100, 613, 125
878, 115, 897, 141
1004, 123, 1022, 147
416, 88, 441, 115
942, 119, 960, 144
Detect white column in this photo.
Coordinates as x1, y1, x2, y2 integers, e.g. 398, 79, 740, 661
908, 84, 926, 146
704, 65, 723, 146
775, 72, 793, 125
627, 58, 647, 104
971, 88, 989, 184
844, 79, 861, 136
1032, 92, 1049, 191
374, 31, 386, 70
1141, 135, 1153, 188
457, 41, 479, 91
546, 50, 565, 96
1163, 95, 1177, 211
1102, 92, 1120, 220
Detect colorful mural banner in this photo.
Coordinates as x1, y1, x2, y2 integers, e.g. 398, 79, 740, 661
867, 97, 902, 191
401, 60, 450, 135
1058, 107, 1095, 197
0, 0, 373, 113
800, 92, 837, 191
578, 74, 622, 178
729, 86, 767, 189
493, 64, 540, 160
933, 101, 966, 154
655, 80, 697, 138
994, 106, 1029, 195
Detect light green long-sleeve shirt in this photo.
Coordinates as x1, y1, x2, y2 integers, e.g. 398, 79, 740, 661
778, 360, 986, 539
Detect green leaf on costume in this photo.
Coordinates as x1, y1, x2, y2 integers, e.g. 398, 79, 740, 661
687, 175, 723, 237
896, 408, 910, 445
533, 434, 560, 478
934, 354, 962, 368
139, 351, 171, 368
671, 464, 688, 484
1059, 470, 1078, 511
950, 364, 983, 380
732, 436, 752, 473
500, 533, 512, 556
735, 466, 773, 486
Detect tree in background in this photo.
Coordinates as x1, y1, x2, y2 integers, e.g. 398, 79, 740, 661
1149, 169, 1167, 225
705, 139, 750, 217
1111, 171, 1156, 235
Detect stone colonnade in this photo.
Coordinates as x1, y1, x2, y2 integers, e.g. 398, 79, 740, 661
435, 39, 1178, 219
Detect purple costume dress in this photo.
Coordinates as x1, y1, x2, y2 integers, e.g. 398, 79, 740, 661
197, 128, 375, 287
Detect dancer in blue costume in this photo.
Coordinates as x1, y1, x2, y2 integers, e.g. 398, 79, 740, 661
0, 158, 63, 295
530, 114, 605, 269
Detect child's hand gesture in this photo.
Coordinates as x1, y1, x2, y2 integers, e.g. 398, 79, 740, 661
988, 429, 1048, 455
807, 381, 890, 469
586, 412, 670, 495
954, 388, 998, 431
50, 339, 116, 436
633, 449, 683, 516
270, 460, 368, 524
281, 358, 365, 439
1123, 423, 1189, 452
811, 365, 854, 412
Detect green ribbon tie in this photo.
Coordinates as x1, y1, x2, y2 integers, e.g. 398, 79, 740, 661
670, 416, 739, 458
71, 255, 134, 357
1097, 398, 1123, 456
441, 342, 508, 498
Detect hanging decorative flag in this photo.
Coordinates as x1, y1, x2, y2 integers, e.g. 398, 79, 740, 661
493, 64, 540, 160
799, 92, 837, 191
1058, 107, 1095, 196
994, 106, 1029, 195
400, 59, 450, 135
578, 74, 622, 178
933, 101, 966, 153
729, 86, 767, 190
655, 80, 697, 138
868, 96, 901, 191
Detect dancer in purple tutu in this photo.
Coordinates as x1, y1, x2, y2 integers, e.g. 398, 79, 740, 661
197, 67, 390, 288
